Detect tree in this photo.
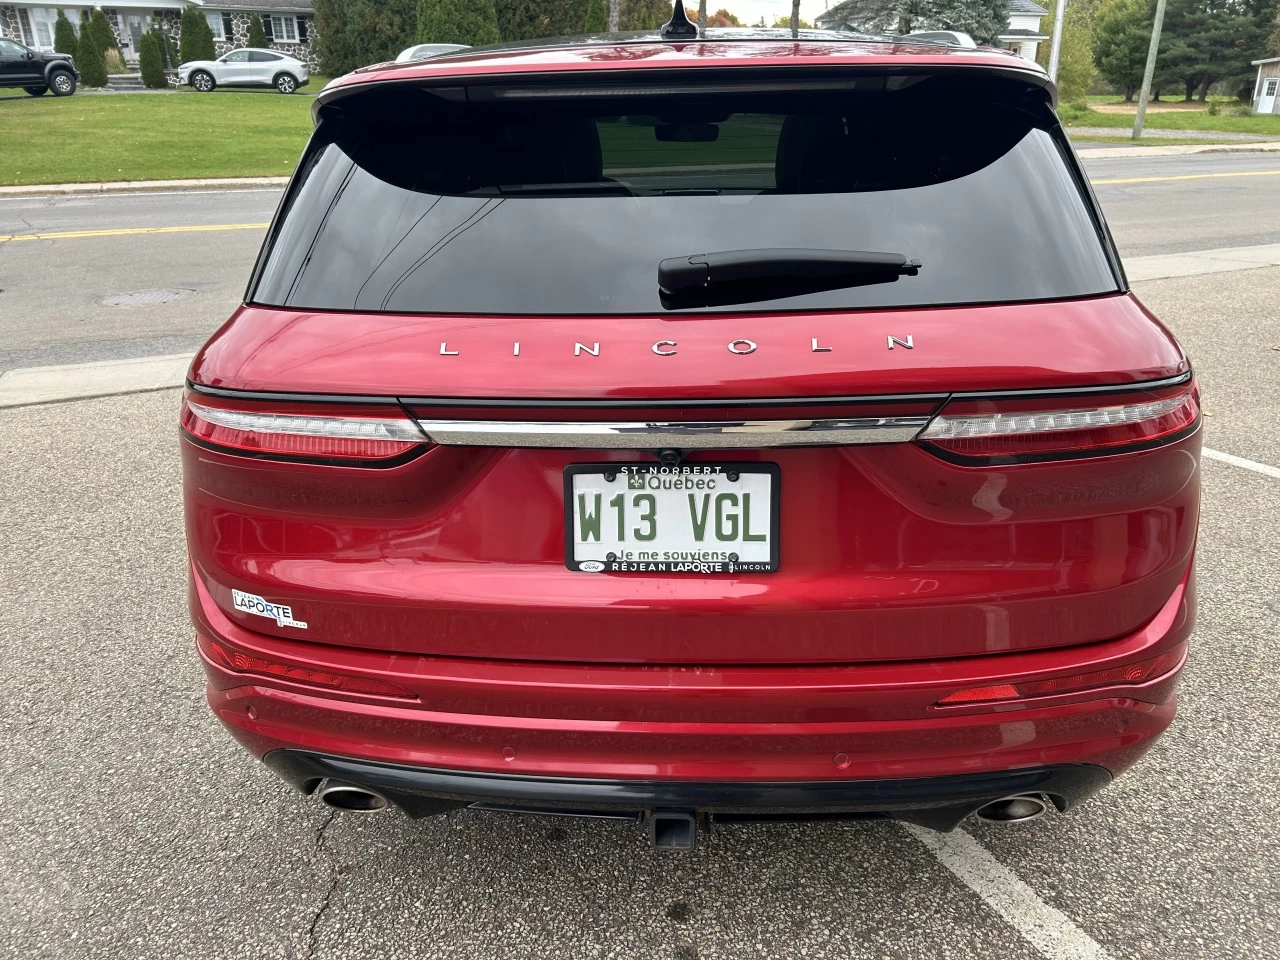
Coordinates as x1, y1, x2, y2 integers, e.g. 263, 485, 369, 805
1155, 0, 1278, 101
313, 0, 416, 75
772, 13, 812, 28
610, 0, 621, 30
819, 0, 1010, 43
417, 0, 501, 44
1092, 0, 1152, 98
77, 27, 108, 87
621, 0, 675, 28
497, 0, 580, 40
586, 0, 608, 31
54, 11, 78, 57
179, 7, 215, 63
714, 8, 742, 24
138, 28, 167, 88
248, 13, 269, 47
88, 9, 118, 53
1036, 0, 1097, 101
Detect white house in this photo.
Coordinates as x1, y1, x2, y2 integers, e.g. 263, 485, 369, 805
0, 1, 316, 70
815, 0, 1050, 61
1252, 57, 1280, 115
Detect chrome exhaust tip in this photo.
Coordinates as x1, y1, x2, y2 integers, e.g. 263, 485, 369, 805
318, 782, 390, 813
975, 794, 1049, 824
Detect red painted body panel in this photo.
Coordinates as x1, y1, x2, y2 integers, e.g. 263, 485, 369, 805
195, 562, 1190, 781
191, 295, 1186, 399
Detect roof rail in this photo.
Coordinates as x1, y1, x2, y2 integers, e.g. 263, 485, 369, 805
903, 30, 978, 48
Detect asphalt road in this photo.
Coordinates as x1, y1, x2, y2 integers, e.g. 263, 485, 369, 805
2, 152, 1280, 372
1, 153, 1279, 960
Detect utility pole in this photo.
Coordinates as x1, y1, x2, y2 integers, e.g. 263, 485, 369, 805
1047, 0, 1067, 81
1132, 0, 1169, 140
609, 0, 619, 32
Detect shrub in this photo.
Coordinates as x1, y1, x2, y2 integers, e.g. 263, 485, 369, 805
1234, 104, 1253, 117
138, 29, 168, 88
77, 28, 108, 87
88, 9, 118, 53
416, 0, 500, 45
584, 0, 607, 31
179, 6, 216, 63
54, 10, 78, 56
248, 13, 269, 48
1206, 100, 1221, 116
104, 47, 128, 74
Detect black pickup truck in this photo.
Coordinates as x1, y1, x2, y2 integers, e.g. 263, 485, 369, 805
0, 36, 78, 96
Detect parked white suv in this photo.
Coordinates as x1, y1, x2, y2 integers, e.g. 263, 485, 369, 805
179, 48, 309, 94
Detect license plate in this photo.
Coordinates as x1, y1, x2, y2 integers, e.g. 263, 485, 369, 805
564, 463, 779, 574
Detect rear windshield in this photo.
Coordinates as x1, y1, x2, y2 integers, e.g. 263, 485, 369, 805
252, 72, 1119, 315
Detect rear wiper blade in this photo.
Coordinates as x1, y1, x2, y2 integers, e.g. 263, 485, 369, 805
658, 248, 921, 309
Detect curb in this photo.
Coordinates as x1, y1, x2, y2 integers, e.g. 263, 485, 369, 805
0, 176, 289, 198
1074, 140, 1280, 158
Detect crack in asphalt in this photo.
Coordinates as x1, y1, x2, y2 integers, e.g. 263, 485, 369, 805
305, 810, 339, 960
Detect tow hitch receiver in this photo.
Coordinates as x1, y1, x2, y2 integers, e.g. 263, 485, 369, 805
648, 810, 698, 850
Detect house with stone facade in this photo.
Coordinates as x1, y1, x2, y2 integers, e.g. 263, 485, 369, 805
0, 0, 317, 72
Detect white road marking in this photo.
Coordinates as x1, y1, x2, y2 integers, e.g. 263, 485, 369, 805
1203, 447, 1280, 480
0, 354, 191, 408
903, 824, 1114, 960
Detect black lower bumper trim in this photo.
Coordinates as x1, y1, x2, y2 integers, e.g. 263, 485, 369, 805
263, 751, 1112, 832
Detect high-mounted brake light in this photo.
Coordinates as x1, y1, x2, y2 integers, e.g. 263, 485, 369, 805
181, 393, 429, 465
918, 381, 1199, 464
936, 642, 1186, 706
198, 634, 417, 699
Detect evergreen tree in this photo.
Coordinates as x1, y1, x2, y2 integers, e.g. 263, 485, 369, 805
416, 0, 500, 44
621, 0, 674, 29
313, 0, 417, 75
585, 0, 609, 31
497, 0, 580, 40
248, 13, 269, 47
139, 28, 168, 88
54, 11, 79, 57
816, 0, 1009, 42
77, 28, 108, 87
88, 9, 118, 53
179, 7, 215, 62
1091, 0, 1152, 99
1036, 0, 1097, 102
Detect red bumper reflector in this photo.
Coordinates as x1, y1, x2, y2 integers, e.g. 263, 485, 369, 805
936, 643, 1187, 706
197, 634, 417, 699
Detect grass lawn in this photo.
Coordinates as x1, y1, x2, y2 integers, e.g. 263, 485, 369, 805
0, 90, 317, 185
1059, 102, 1280, 136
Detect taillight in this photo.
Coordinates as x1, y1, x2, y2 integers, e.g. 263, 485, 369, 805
197, 634, 417, 699
918, 380, 1200, 464
181, 391, 429, 466
936, 642, 1186, 706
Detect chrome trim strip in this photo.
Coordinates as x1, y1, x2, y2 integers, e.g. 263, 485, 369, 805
415, 417, 930, 448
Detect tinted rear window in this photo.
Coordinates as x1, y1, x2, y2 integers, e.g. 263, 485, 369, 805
253, 72, 1118, 315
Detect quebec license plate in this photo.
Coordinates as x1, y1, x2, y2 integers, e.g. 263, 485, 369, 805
564, 463, 779, 574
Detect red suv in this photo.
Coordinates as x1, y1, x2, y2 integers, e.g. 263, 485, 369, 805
183, 20, 1199, 848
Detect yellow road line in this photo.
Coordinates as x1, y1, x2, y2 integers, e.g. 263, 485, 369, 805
0, 222, 269, 243
1092, 169, 1280, 185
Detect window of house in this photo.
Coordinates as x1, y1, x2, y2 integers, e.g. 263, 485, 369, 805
26, 7, 62, 50
205, 11, 225, 41
269, 15, 297, 43
1265, 79, 1279, 97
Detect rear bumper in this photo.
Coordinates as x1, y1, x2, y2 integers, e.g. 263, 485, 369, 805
196, 564, 1191, 800
265, 750, 1112, 831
